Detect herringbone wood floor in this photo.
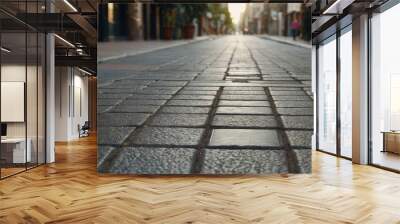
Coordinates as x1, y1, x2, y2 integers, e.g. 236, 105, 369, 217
1, 135, 400, 224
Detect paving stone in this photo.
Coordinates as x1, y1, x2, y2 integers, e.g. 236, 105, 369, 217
292, 149, 311, 173
208, 129, 281, 147
173, 95, 215, 100
167, 100, 213, 106
106, 83, 147, 89
270, 90, 307, 96
286, 130, 313, 147
204, 68, 226, 72
212, 115, 278, 128
140, 89, 179, 95
277, 107, 313, 116
149, 114, 208, 127
150, 81, 188, 86
97, 99, 121, 106
229, 67, 257, 70
160, 106, 211, 114
219, 100, 270, 107
98, 127, 136, 145
201, 149, 288, 174
128, 127, 204, 146
121, 99, 167, 106
275, 101, 313, 108
98, 36, 312, 175
179, 90, 217, 95
196, 76, 224, 80
109, 105, 159, 113
216, 106, 272, 115
98, 93, 132, 99
113, 80, 153, 85
262, 77, 295, 81
224, 86, 264, 91
98, 113, 150, 127
226, 76, 260, 80
229, 69, 259, 73
127, 94, 172, 100
98, 146, 113, 161
144, 86, 181, 91
223, 90, 265, 95
97, 105, 111, 113
183, 87, 220, 91
107, 147, 195, 174
268, 87, 302, 91
220, 94, 268, 101
272, 95, 311, 101
281, 116, 313, 129
98, 87, 145, 94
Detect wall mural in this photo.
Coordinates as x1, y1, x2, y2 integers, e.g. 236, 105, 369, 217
97, 3, 313, 174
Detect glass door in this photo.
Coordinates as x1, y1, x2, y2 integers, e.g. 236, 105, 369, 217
339, 26, 352, 158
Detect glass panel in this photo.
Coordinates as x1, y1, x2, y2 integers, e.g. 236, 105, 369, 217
339, 29, 352, 158
318, 36, 337, 154
26, 30, 38, 169
38, 32, 45, 165
26, 0, 39, 169
1, 29, 28, 178
371, 4, 400, 171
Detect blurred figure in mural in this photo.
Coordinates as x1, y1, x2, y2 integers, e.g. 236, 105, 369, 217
291, 18, 300, 40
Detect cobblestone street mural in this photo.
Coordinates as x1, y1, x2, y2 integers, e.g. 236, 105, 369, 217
98, 35, 312, 174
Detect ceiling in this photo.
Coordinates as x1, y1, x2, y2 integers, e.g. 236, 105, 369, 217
0, 0, 98, 74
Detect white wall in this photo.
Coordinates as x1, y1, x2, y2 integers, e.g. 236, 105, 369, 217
1, 65, 31, 137
55, 67, 89, 141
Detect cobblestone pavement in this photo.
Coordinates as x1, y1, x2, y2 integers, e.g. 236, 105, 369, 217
98, 35, 312, 174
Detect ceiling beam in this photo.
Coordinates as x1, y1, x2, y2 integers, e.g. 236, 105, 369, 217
55, 55, 97, 73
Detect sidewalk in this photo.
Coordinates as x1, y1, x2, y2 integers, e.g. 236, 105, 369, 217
98, 36, 211, 63
259, 35, 311, 49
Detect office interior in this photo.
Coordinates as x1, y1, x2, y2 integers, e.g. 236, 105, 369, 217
0, 0, 97, 179
312, 0, 400, 172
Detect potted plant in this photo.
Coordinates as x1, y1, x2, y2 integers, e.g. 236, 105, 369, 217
180, 4, 207, 39
163, 8, 176, 40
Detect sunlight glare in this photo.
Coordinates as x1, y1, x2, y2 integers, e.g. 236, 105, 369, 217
228, 3, 246, 25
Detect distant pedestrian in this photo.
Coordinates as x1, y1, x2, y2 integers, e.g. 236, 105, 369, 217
291, 19, 301, 41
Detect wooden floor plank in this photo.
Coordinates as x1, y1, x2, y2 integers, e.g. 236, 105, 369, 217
0, 135, 400, 223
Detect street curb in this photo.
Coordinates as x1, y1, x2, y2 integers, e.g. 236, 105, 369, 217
259, 35, 312, 49
98, 36, 213, 63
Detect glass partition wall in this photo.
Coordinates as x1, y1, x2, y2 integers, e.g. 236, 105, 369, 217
316, 25, 352, 159
370, 3, 400, 171
339, 27, 352, 159
317, 35, 337, 154
0, 2, 46, 179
